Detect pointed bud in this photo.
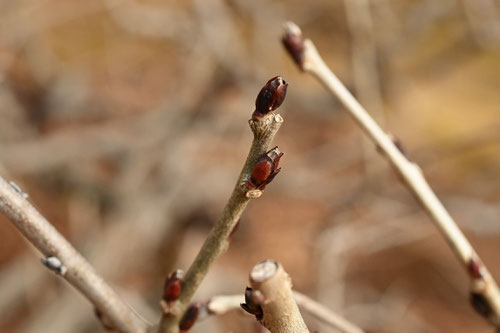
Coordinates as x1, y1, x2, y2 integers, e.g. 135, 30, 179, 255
247, 146, 284, 191
179, 303, 200, 332
163, 269, 184, 305
282, 22, 305, 70
253, 76, 288, 120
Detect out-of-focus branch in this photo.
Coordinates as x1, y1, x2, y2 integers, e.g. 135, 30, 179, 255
292, 290, 364, 333
158, 77, 287, 333
196, 291, 364, 333
282, 22, 500, 328
245, 260, 309, 333
0, 176, 149, 333
343, 0, 386, 183
462, 0, 500, 47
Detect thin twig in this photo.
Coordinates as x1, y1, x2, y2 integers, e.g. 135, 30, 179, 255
158, 77, 286, 333
282, 22, 500, 327
0, 176, 149, 333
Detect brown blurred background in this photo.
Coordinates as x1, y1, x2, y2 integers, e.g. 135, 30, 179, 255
1, 0, 500, 332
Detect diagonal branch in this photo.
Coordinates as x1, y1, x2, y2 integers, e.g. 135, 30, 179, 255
0, 177, 149, 333
282, 22, 500, 328
158, 77, 287, 333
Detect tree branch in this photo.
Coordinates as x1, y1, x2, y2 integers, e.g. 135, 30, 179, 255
0, 176, 149, 333
158, 77, 287, 333
282, 22, 500, 327
246, 260, 309, 333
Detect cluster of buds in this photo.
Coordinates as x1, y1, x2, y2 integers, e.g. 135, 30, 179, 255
240, 287, 265, 320
252, 76, 288, 120
247, 146, 284, 191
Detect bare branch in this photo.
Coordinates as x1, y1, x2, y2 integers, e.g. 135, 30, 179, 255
0, 176, 149, 333
246, 260, 309, 333
158, 77, 287, 333
282, 22, 500, 328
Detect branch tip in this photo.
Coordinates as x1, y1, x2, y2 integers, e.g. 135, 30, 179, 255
253, 76, 288, 120
250, 260, 279, 283
282, 21, 306, 70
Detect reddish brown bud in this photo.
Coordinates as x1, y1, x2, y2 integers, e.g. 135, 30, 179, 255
470, 292, 491, 318
179, 303, 200, 332
247, 146, 284, 191
163, 269, 184, 304
240, 287, 264, 320
253, 76, 288, 120
468, 259, 483, 280
282, 22, 305, 70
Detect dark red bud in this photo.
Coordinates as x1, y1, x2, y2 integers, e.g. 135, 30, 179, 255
468, 259, 483, 280
179, 303, 200, 332
247, 146, 284, 191
240, 287, 264, 320
282, 22, 305, 70
253, 76, 288, 120
470, 292, 491, 318
163, 269, 184, 304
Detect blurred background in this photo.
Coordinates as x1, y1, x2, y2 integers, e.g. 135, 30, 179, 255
1, 0, 500, 332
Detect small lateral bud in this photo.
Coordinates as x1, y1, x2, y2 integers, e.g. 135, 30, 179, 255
163, 269, 184, 305
247, 146, 284, 191
41, 256, 67, 276
470, 292, 491, 318
389, 134, 411, 160
240, 287, 264, 320
282, 22, 305, 70
468, 259, 483, 280
253, 76, 288, 120
94, 308, 115, 331
179, 303, 200, 332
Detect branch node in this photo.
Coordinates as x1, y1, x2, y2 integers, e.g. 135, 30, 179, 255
9, 181, 28, 199
246, 189, 263, 199
41, 256, 67, 276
